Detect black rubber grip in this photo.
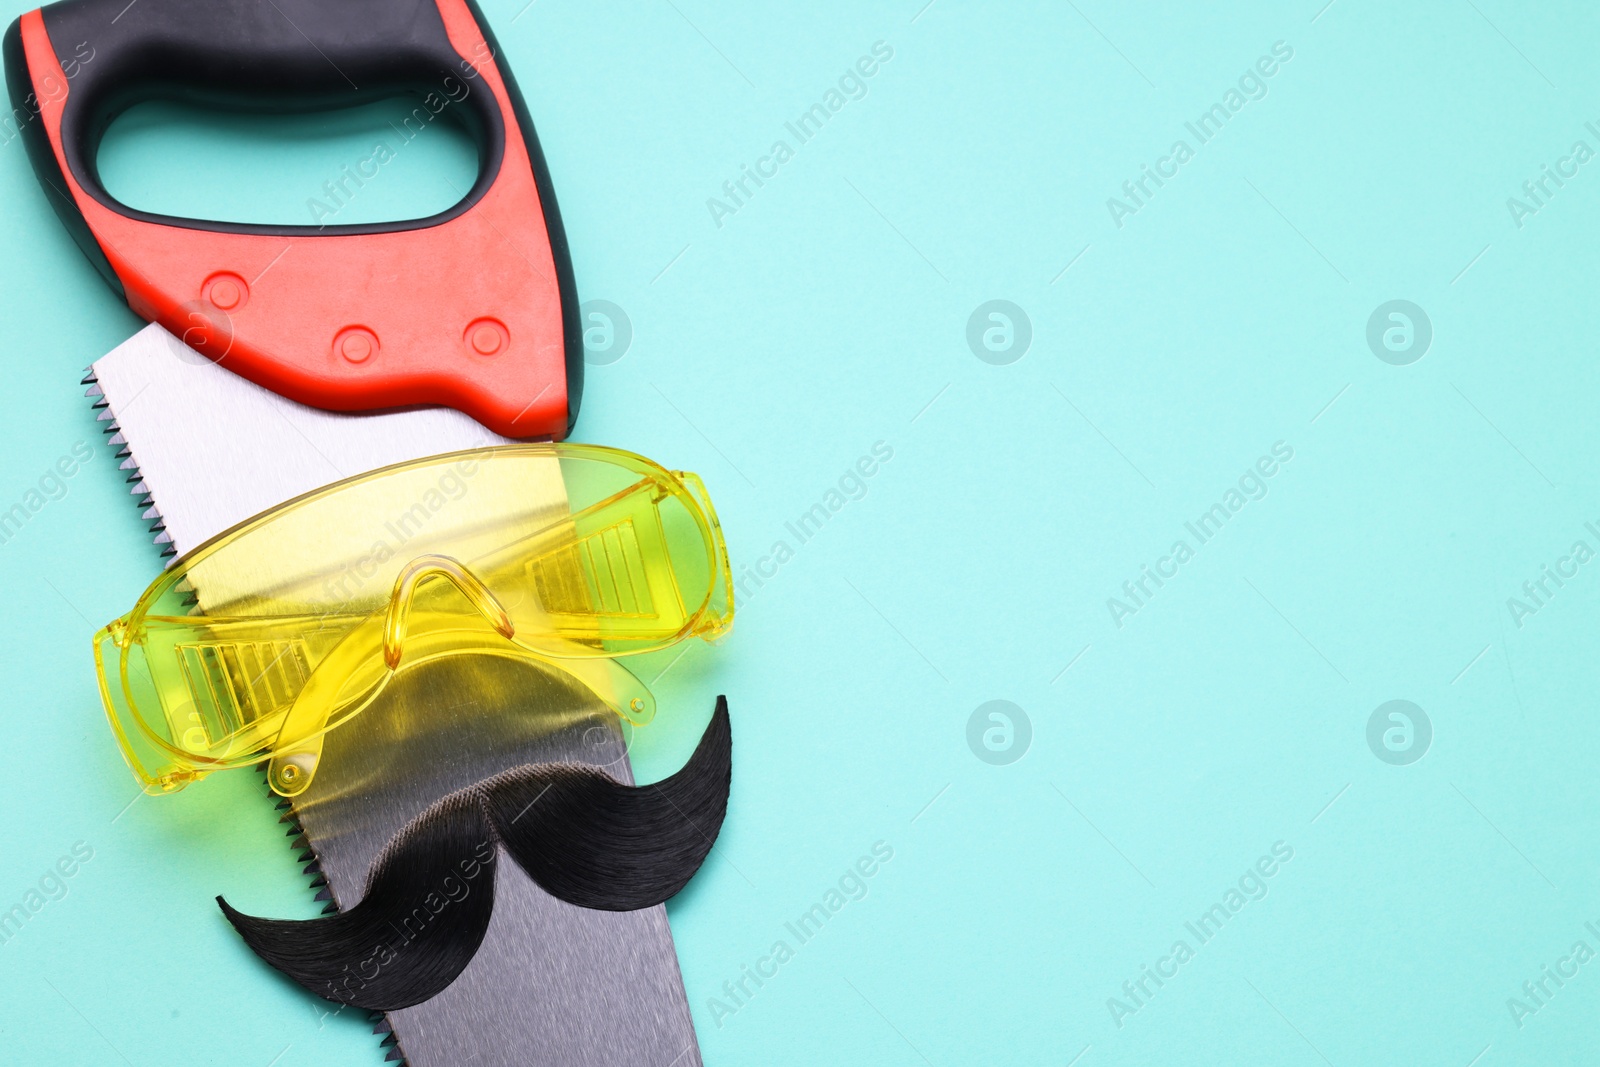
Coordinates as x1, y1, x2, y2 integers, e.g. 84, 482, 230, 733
25, 0, 513, 236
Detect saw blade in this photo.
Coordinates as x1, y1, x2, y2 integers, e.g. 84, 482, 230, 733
89, 325, 704, 1067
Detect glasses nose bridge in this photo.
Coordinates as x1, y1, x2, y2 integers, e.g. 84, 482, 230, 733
383, 554, 515, 669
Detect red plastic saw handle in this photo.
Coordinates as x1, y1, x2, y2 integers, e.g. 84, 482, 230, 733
4, 0, 580, 439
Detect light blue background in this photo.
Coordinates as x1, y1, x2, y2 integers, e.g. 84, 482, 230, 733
1, 1, 1597, 1064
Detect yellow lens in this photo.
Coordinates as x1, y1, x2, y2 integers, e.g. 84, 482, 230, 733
94, 444, 732, 791
511, 450, 729, 653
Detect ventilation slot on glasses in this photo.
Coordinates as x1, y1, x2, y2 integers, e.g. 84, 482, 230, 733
528, 518, 660, 619
175, 640, 311, 745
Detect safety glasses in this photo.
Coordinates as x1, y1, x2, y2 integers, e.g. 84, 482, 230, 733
94, 444, 733, 796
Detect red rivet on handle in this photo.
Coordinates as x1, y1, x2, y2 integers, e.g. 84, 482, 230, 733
334, 327, 380, 364
465, 318, 509, 357
203, 272, 249, 311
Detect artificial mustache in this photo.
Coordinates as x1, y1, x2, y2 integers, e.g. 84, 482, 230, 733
218, 696, 731, 1011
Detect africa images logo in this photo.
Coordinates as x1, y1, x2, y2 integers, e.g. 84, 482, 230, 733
966, 301, 1032, 365
1366, 300, 1431, 366
1365, 700, 1431, 766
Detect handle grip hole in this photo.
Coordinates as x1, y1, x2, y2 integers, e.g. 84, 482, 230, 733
97, 96, 480, 228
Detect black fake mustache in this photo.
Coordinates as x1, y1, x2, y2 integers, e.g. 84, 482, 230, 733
217, 697, 731, 1011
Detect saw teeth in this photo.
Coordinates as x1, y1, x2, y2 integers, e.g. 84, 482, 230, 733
267, 784, 399, 1064
84, 380, 174, 567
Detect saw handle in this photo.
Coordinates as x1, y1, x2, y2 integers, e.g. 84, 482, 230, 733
2, 0, 582, 439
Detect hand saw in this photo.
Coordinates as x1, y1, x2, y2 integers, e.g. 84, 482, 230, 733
7, 0, 709, 1062
88, 328, 708, 1066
